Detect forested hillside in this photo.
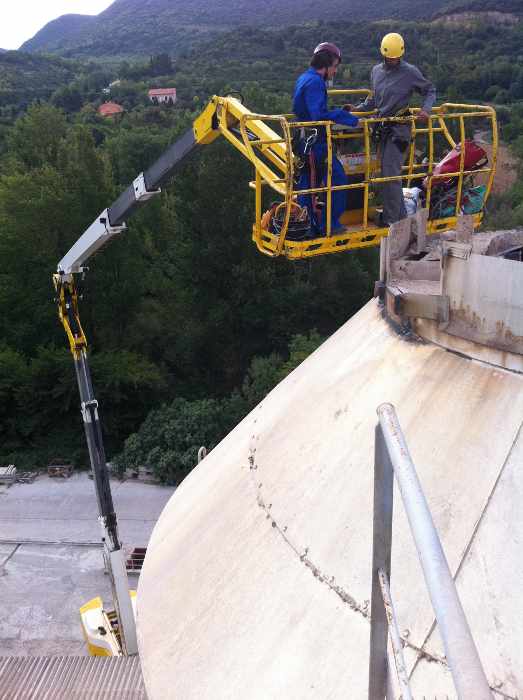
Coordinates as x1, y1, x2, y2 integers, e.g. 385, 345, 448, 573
19, 15, 97, 55
169, 19, 523, 105
1, 10, 523, 482
22, 0, 455, 59
0, 52, 77, 111
435, 0, 523, 15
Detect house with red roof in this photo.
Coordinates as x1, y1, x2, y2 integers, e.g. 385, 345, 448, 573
148, 88, 177, 105
98, 102, 125, 118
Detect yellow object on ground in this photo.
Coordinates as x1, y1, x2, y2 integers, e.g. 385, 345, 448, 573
80, 592, 137, 657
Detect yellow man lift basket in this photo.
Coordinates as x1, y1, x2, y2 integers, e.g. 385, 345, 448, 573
221, 90, 498, 260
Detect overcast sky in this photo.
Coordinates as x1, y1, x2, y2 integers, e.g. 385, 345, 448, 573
1, 1, 114, 50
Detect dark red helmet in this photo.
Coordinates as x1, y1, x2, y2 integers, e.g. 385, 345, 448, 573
313, 42, 342, 63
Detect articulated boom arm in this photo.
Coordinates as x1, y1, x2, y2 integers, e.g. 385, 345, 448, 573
52, 96, 288, 656
54, 94, 289, 359
55, 96, 286, 277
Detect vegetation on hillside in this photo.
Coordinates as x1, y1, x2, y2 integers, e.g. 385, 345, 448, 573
17, 17, 523, 115
22, 0, 455, 60
436, 0, 523, 17
0, 52, 78, 115
114, 332, 324, 483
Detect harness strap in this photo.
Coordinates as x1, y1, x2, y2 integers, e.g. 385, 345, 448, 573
309, 151, 322, 219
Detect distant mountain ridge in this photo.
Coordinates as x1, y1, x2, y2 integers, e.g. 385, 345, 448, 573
22, 0, 456, 59
20, 14, 97, 54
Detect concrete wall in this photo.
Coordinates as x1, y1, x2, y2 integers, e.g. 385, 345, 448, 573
138, 299, 522, 699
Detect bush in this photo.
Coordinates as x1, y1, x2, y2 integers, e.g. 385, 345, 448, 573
114, 331, 324, 484
113, 397, 234, 483
0, 345, 167, 471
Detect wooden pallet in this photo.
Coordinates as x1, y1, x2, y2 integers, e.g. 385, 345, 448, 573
47, 461, 74, 478
16, 471, 38, 484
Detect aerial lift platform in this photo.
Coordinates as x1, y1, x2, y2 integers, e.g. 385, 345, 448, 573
53, 92, 498, 658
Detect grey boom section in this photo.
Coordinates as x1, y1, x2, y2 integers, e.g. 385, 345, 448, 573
108, 128, 197, 226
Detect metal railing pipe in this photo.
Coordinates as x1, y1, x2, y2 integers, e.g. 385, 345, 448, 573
376, 403, 492, 699
377, 568, 413, 700
368, 424, 394, 700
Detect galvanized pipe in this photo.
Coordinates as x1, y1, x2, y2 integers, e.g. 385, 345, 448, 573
368, 425, 394, 700
378, 568, 413, 700
377, 403, 492, 699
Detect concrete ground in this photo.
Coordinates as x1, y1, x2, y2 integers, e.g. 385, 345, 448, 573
0, 473, 175, 656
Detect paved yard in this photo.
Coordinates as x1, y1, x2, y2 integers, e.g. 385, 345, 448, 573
0, 473, 175, 655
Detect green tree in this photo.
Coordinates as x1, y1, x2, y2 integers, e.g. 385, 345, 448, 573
0, 346, 28, 451
114, 331, 324, 484
149, 53, 173, 76
52, 85, 84, 113
5, 104, 67, 171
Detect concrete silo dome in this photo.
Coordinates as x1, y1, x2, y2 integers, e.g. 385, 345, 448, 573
137, 223, 523, 699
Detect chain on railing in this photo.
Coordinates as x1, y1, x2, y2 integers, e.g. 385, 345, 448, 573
368, 403, 492, 700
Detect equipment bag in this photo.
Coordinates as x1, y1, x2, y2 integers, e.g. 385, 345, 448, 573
431, 184, 486, 219
462, 184, 487, 215
261, 201, 312, 241
426, 140, 488, 190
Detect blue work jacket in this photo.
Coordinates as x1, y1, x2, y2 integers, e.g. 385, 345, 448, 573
293, 68, 358, 142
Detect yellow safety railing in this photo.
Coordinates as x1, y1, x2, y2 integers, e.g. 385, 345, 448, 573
227, 96, 497, 260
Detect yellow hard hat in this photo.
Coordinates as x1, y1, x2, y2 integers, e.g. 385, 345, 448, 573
380, 33, 405, 59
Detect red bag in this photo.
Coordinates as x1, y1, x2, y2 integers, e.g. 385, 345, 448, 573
426, 140, 488, 189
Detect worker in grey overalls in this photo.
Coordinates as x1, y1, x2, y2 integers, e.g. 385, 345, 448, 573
353, 33, 436, 225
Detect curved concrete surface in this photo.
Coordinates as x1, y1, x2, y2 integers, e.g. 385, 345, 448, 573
138, 299, 523, 699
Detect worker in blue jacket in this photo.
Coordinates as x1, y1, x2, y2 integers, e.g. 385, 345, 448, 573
293, 42, 359, 235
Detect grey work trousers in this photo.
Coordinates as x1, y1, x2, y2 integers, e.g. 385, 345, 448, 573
381, 136, 408, 225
